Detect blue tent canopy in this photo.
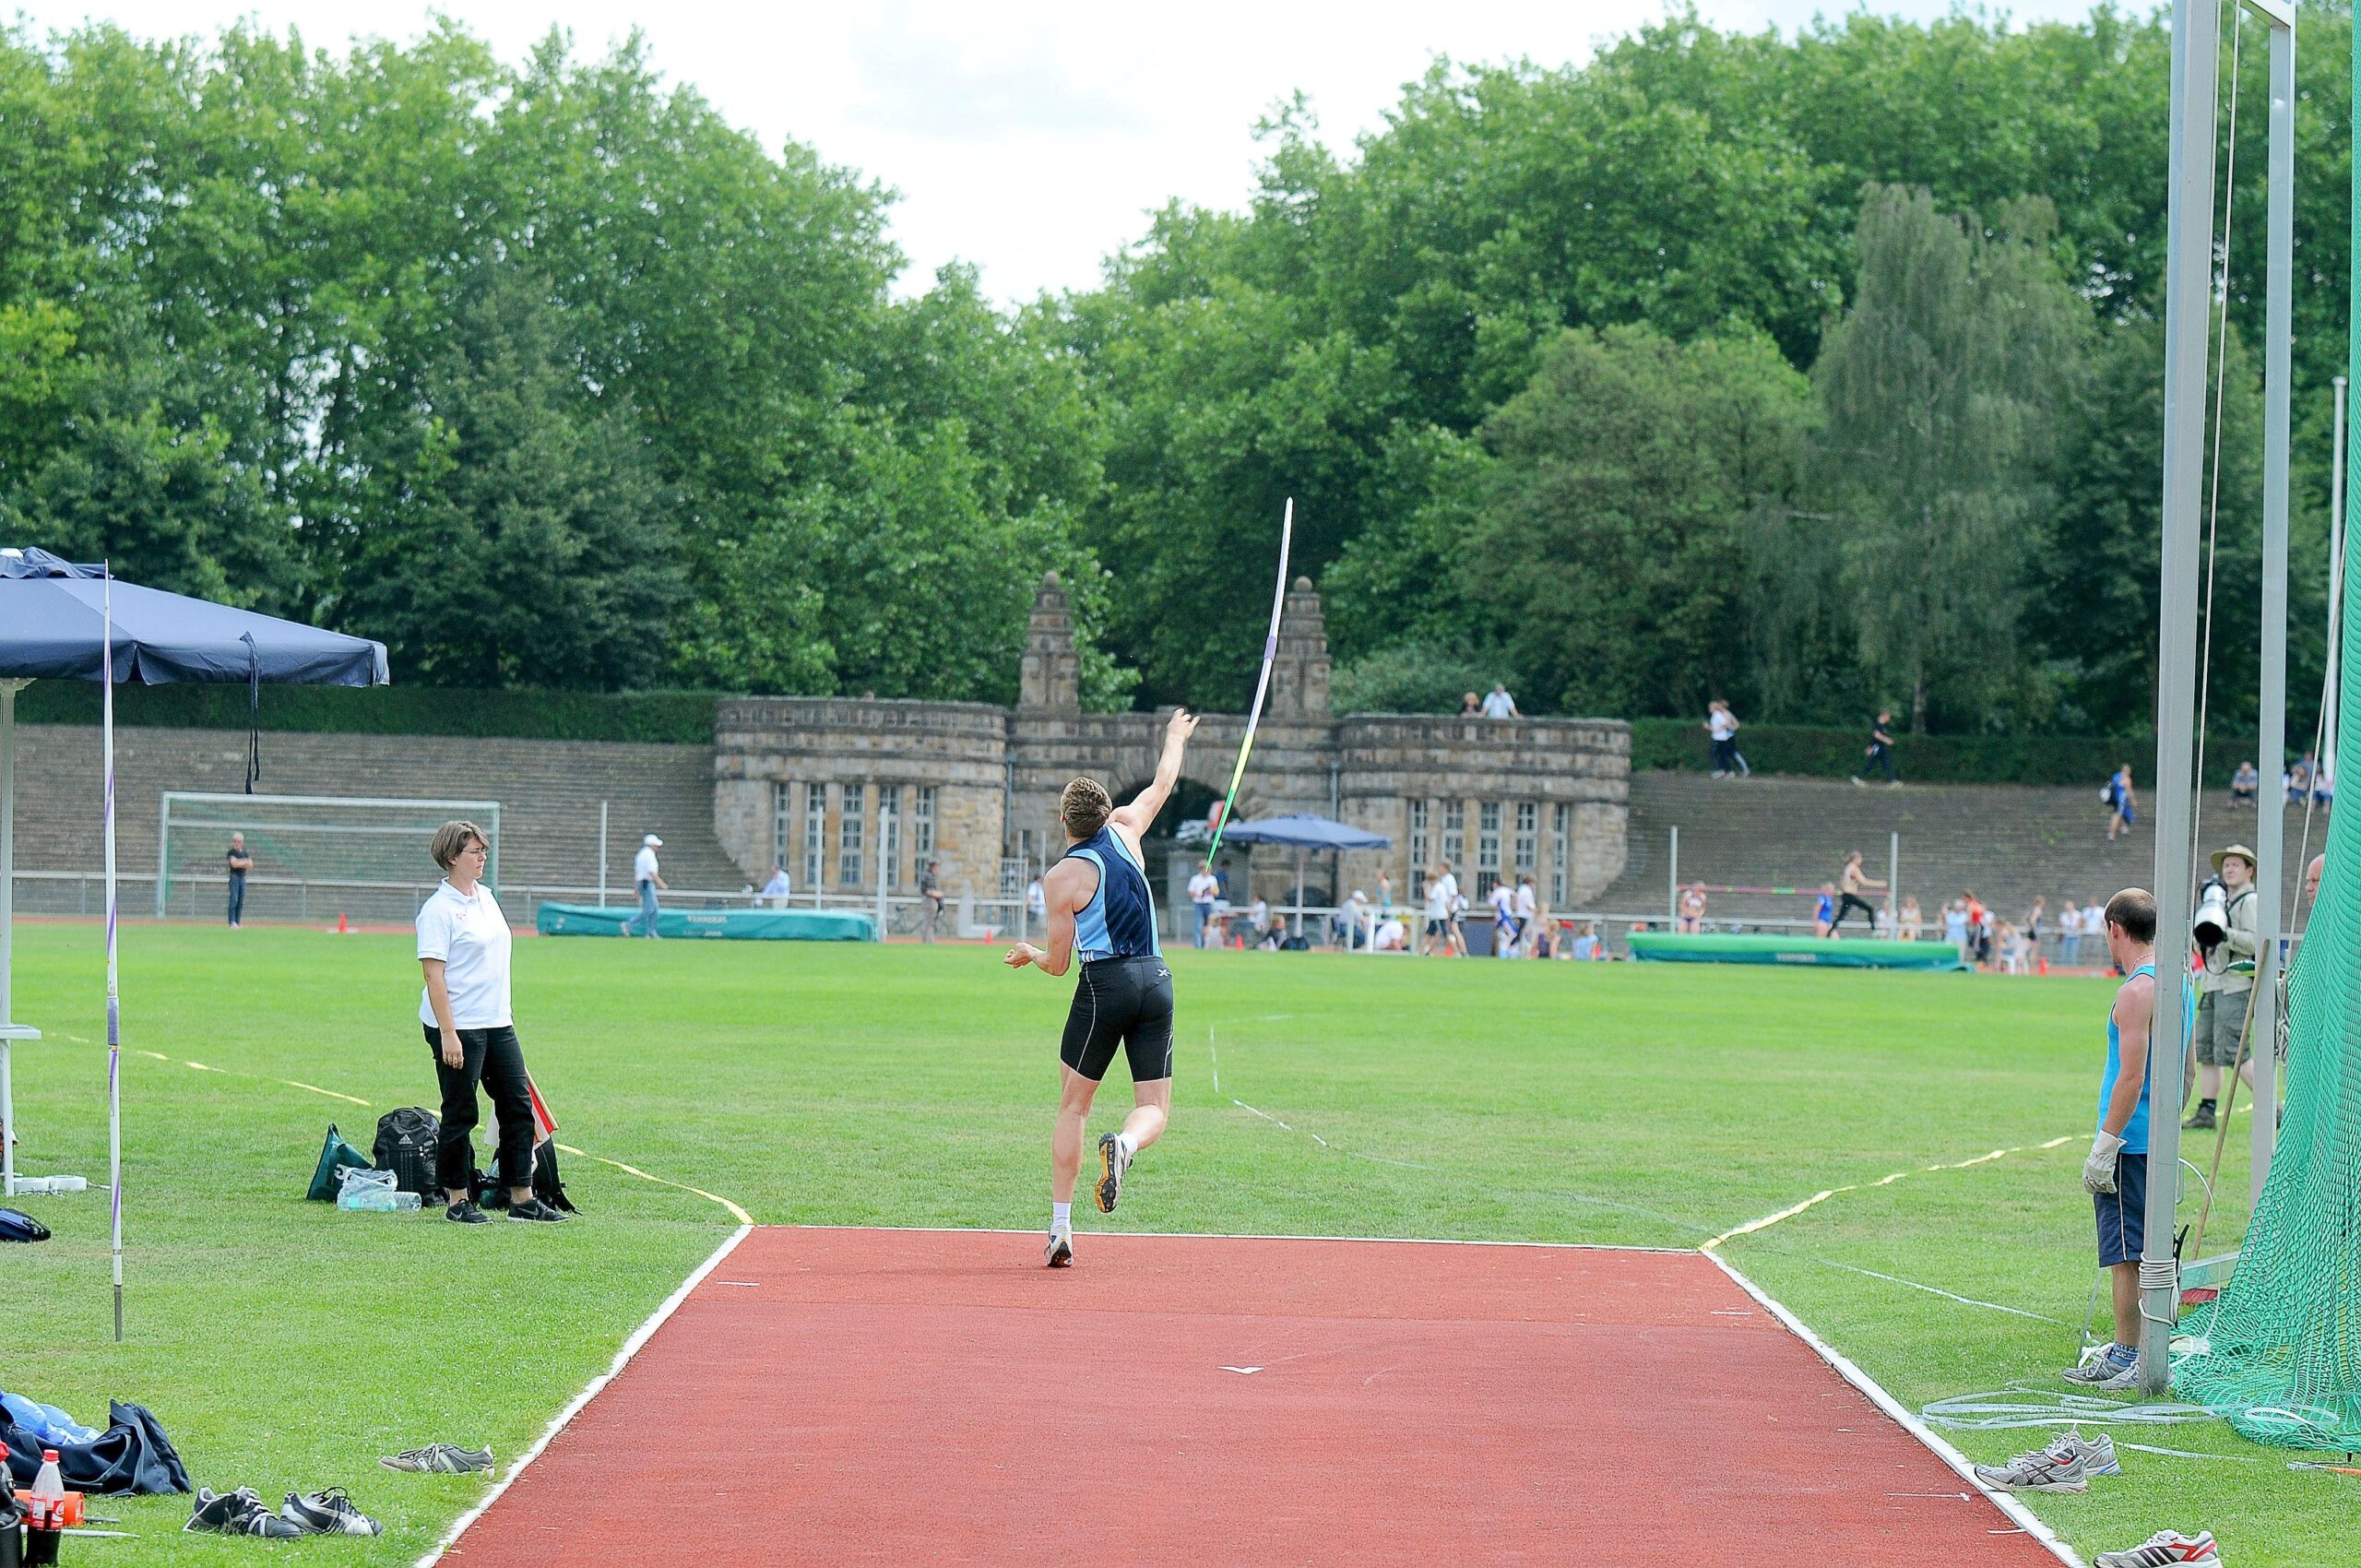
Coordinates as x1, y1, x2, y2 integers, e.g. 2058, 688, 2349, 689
1216, 814, 1392, 851
0, 548, 387, 686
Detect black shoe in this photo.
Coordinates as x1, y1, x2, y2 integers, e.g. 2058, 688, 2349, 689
507, 1196, 570, 1223
282, 1487, 383, 1537
186, 1487, 305, 1538
445, 1199, 491, 1224
1095, 1132, 1132, 1215
2183, 1106, 2216, 1132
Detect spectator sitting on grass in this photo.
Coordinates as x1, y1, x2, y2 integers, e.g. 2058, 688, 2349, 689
2230, 761, 2260, 811
1260, 915, 1287, 951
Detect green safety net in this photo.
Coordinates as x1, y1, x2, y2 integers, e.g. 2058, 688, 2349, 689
2173, 105, 2361, 1440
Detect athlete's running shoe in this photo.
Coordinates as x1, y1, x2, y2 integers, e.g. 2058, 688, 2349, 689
2094, 1528, 2220, 1567
1045, 1224, 1074, 1268
281, 1487, 383, 1537
185, 1487, 304, 1538
2063, 1426, 2123, 1476
2063, 1342, 2141, 1392
380, 1443, 494, 1474
1095, 1132, 1132, 1215
1974, 1428, 2115, 1492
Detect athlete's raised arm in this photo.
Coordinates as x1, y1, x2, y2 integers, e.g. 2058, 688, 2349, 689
1111, 707, 1200, 838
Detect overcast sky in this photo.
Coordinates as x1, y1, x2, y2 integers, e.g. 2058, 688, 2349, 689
13, 0, 2109, 301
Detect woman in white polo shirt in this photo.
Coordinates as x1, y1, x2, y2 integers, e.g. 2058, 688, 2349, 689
417, 820, 567, 1225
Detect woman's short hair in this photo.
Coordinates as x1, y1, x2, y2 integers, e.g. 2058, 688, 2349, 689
431, 820, 489, 871
1061, 778, 1112, 840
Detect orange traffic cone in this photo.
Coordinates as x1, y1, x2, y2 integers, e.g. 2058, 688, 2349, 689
2039, 956, 2049, 975
338, 911, 349, 933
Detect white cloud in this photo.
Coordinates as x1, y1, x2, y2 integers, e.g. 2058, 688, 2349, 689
11, 0, 2109, 301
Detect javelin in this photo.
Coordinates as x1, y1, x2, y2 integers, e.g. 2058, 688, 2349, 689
1204, 498, 1293, 868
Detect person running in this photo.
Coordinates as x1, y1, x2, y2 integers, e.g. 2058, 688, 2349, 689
1705, 700, 1745, 778
1488, 878, 1520, 956
1830, 850, 1884, 935
1003, 707, 1198, 1268
1421, 861, 1459, 956
2066, 888, 2157, 1393
2105, 765, 2136, 842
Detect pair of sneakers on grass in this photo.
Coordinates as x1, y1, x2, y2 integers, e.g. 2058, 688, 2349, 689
446, 1194, 567, 1224
187, 1486, 379, 1538
1972, 1427, 2221, 1567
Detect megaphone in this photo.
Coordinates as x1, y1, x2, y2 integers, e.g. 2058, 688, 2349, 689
2193, 875, 2230, 953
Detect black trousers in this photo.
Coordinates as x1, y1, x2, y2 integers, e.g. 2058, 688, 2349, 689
1862, 742, 1897, 782
424, 1024, 533, 1193
1833, 891, 1879, 932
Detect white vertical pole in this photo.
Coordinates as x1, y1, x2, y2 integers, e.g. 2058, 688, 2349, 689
2326, 376, 2349, 786
1888, 830, 1900, 930
2251, 13, 2294, 1204
598, 801, 609, 909
874, 792, 888, 942
1667, 826, 1679, 929
1, 678, 18, 1199
103, 569, 124, 1341
2141, 0, 2221, 1397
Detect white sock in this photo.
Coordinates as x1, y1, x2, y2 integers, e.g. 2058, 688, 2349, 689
1051, 1202, 1071, 1230
1116, 1131, 1137, 1160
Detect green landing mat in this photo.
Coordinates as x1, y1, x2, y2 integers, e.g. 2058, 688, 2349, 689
536, 902, 875, 941
1628, 932, 1968, 969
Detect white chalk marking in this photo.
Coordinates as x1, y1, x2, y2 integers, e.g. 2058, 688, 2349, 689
1809, 1259, 2070, 1325
1703, 1134, 2078, 1251
1221, 1366, 1263, 1375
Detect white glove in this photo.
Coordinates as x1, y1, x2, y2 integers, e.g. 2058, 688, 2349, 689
2083, 1131, 2126, 1194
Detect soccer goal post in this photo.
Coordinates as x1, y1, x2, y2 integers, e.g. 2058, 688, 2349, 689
156, 792, 501, 921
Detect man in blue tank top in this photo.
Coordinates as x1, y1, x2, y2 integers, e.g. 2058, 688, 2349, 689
2066, 887, 2158, 1392
1006, 707, 1200, 1267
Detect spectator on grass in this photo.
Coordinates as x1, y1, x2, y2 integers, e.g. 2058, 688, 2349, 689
1852, 711, 1900, 788
1943, 898, 1971, 958
1705, 700, 1747, 778
225, 832, 252, 928
1481, 683, 1520, 719
1259, 916, 1287, 950
1899, 896, 1922, 942
1998, 921, 2027, 975
1026, 874, 1048, 932
1339, 888, 1370, 948
417, 820, 566, 1226
1450, 886, 1471, 955
2230, 761, 2260, 811
625, 834, 667, 938
1488, 878, 1520, 956
1373, 911, 1407, 951
1187, 864, 1219, 948
1677, 881, 1707, 934
1569, 923, 1600, 961
1247, 897, 1270, 944
2025, 897, 2047, 968
2058, 899, 2082, 967
919, 860, 944, 943
1813, 882, 1836, 940
1514, 875, 1539, 956
2184, 844, 2259, 1132
1422, 861, 1457, 956
761, 863, 791, 909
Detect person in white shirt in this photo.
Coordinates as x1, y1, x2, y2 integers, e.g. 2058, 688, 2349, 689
626, 833, 668, 937
1480, 683, 1520, 719
1187, 866, 1220, 948
417, 820, 565, 1225
2058, 900, 2082, 967
1026, 875, 1048, 934
1422, 861, 1460, 956
760, 863, 791, 909
1488, 879, 1520, 956
1513, 875, 1539, 956
1248, 897, 1270, 943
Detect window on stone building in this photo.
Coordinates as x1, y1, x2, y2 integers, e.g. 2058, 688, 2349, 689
914, 787, 936, 865
840, 783, 865, 886
772, 782, 794, 873
1552, 802, 1571, 907
1407, 801, 1429, 879
1442, 800, 1465, 873
804, 785, 825, 892
1477, 802, 1501, 897
1514, 802, 1536, 876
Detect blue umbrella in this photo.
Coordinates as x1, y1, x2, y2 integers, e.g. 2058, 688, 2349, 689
0, 546, 388, 1339
1216, 814, 1392, 934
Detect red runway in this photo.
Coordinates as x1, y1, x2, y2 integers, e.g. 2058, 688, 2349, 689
445, 1228, 2062, 1567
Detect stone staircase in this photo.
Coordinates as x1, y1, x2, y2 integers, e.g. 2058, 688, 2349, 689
1587, 771, 2325, 937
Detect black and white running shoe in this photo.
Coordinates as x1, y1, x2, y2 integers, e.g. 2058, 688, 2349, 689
380, 1443, 494, 1474
185, 1487, 304, 1538
506, 1197, 570, 1223
446, 1199, 492, 1224
1045, 1224, 1074, 1267
1094, 1132, 1132, 1215
282, 1487, 383, 1536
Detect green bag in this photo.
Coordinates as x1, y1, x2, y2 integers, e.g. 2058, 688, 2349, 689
305, 1123, 374, 1202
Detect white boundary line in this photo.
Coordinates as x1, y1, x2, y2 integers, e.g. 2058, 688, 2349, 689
413, 1222, 753, 1568
1703, 1250, 2086, 1568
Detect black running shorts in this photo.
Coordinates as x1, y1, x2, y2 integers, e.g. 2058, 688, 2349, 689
1061, 954, 1175, 1084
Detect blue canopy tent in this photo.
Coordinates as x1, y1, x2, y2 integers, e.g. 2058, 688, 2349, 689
0, 546, 387, 1337
1215, 814, 1392, 942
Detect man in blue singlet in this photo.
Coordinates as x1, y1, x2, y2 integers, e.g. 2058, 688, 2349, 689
2066, 886, 2157, 1392
1005, 707, 1200, 1267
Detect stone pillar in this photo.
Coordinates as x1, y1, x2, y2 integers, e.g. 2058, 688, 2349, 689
1020, 571, 1080, 711
1269, 576, 1331, 719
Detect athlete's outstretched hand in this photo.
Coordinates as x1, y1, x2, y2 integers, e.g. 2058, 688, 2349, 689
1168, 707, 1200, 742
1004, 942, 1042, 968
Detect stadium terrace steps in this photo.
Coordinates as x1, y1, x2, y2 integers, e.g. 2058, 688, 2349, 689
9, 723, 747, 920
1588, 770, 2326, 943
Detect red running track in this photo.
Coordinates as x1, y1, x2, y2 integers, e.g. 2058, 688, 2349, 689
445, 1228, 2062, 1567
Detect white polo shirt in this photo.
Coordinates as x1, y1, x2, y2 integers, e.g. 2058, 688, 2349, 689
417, 880, 514, 1029
634, 845, 660, 885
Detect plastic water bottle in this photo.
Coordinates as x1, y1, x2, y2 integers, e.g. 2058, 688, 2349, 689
339, 1184, 397, 1211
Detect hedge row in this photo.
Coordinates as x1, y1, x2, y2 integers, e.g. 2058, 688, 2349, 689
1628, 718, 2262, 788
14, 682, 719, 744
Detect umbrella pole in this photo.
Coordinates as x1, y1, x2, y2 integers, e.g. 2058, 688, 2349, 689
1294, 849, 1305, 940
103, 574, 122, 1341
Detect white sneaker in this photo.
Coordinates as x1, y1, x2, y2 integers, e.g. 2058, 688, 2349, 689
1045, 1225, 1073, 1268
2094, 1528, 2220, 1567
2063, 1343, 2141, 1391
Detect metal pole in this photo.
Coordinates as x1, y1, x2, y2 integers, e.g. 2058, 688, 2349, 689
1888, 830, 1900, 931
874, 796, 888, 942
598, 801, 608, 909
1667, 826, 1679, 928
2326, 375, 2349, 786
2141, 0, 2223, 1397
103, 571, 124, 1341
0, 679, 21, 1200
2250, 10, 2294, 1204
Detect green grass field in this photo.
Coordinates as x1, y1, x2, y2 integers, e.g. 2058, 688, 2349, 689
2, 923, 2343, 1565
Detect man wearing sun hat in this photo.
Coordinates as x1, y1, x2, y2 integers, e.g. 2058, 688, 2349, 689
2183, 842, 2259, 1131
625, 833, 669, 939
